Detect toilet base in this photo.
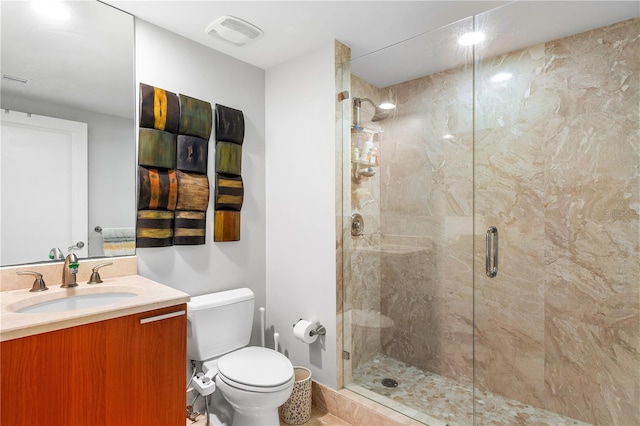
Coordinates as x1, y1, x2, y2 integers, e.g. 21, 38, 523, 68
232, 409, 279, 426
215, 373, 294, 426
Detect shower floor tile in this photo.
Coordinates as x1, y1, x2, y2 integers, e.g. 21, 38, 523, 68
349, 354, 590, 426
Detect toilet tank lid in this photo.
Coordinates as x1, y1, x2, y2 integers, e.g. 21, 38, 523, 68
188, 288, 254, 311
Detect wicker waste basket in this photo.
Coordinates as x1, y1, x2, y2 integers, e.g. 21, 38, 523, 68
279, 366, 312, 425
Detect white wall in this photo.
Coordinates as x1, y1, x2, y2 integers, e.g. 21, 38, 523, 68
137, 21, 339, 387
265, 42, 337, 388
135, 20, 268, 344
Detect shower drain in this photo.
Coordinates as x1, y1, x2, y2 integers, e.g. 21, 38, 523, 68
381, 378, 398, 388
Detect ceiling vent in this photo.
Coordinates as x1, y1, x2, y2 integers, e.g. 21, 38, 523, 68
205, 16, 263, 47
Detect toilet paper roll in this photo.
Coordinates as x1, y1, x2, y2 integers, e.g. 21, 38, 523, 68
293, 320, 318, 344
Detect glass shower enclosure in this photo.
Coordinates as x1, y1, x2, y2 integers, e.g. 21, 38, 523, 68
341, 2, 639, 425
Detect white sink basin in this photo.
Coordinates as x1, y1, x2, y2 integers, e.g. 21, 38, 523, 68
16, 292, 137, 314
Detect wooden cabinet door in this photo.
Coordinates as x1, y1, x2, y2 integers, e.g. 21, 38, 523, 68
1, 304, 186, 426
1, 320, 107, 425
105, 305, 187, 426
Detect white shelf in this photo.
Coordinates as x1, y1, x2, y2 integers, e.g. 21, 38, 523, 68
352, 159, 378, 167
352, 124, 383, 135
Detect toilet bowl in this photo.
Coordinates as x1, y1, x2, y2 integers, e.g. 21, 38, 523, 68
186, 289, 294, 426
208, 347, 294, 426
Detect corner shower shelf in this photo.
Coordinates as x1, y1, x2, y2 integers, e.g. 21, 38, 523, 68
352, 159, 378, 167
352, 159, 378, 179
352, 124, 383, 134
351, 125, 381, 179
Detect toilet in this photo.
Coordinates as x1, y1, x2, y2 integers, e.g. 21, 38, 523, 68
187, 288, 294, 426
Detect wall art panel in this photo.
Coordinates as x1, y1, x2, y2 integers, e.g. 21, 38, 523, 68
176, 171, 210, 212
139, 83, 180, 134
174, 211, 206, 245
177, 135, 208, 174
138, 128, 177, 169
214, 173, 244, 211
214, 210, 240, 242
213, 104, 245, 241
215, 104, 245, 145
179, 94, 213, 140
136, 210, 174, 248
137, 166, 178, 211
215, 141, 242, 175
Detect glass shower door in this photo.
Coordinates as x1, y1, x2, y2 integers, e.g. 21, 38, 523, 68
343, 17, 477, 425
473, 3, 640, 424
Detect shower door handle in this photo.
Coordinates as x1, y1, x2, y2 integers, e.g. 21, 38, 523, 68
485, 226, 498, 278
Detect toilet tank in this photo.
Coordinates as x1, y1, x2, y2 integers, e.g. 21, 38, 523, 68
186, 288, 255, 361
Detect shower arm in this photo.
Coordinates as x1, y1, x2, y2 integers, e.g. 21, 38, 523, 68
353, 97, 376, 127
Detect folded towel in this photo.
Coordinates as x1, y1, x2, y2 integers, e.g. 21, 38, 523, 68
102, 227, 135, 256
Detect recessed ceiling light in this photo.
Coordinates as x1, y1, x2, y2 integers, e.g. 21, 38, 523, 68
458, 32, 485, 46
205, 16, 263, 47
32, 1, 71, 20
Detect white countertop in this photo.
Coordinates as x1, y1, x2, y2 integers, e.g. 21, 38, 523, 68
1, 274, 190, 341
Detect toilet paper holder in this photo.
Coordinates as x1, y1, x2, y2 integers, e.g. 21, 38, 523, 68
293, 319, 326, 336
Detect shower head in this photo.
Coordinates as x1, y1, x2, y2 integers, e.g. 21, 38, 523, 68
371, 108, 391, 122
353, 97, 396, 124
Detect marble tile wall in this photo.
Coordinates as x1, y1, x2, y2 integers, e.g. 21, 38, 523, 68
343, 16, 639, 426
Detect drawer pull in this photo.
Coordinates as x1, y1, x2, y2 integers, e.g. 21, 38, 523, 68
140, 310, 185, 324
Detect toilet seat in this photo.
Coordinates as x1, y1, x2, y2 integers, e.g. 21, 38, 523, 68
217, 346, 294, 392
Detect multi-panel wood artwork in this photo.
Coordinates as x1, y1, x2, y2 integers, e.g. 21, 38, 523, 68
213, 104, 245, 241
136, 83, 212, 247
136, 84, 246, 245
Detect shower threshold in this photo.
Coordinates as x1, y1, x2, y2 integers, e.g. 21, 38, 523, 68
349, 354, 590, 426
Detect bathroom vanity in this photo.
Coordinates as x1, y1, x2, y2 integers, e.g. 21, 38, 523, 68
0, 270, 189, 426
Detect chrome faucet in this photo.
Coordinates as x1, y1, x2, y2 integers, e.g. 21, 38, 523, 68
61, 253, 79, 288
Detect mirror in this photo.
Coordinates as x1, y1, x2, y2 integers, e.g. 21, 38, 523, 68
0, 1, 135, 266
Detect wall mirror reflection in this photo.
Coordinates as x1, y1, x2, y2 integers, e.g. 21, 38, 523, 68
0, 1, 135, 266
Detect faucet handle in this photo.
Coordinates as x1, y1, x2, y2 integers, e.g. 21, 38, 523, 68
48, 247, 64, 261
67, 241, 85, 252
87, 262, 113, 284
17, 271, 49, 292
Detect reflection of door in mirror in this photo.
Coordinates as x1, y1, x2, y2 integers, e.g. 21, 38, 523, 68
1, 110, 88, 265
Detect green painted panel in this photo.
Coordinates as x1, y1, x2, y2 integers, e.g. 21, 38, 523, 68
138, 128, 176, 169
179, 94, 212, 140
215, 141, 242, 175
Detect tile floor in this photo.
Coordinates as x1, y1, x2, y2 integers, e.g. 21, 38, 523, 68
279, 406, 353, 426
349, 354, 590, 426
186, 404, 351, 426
186, 353, 592, 426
